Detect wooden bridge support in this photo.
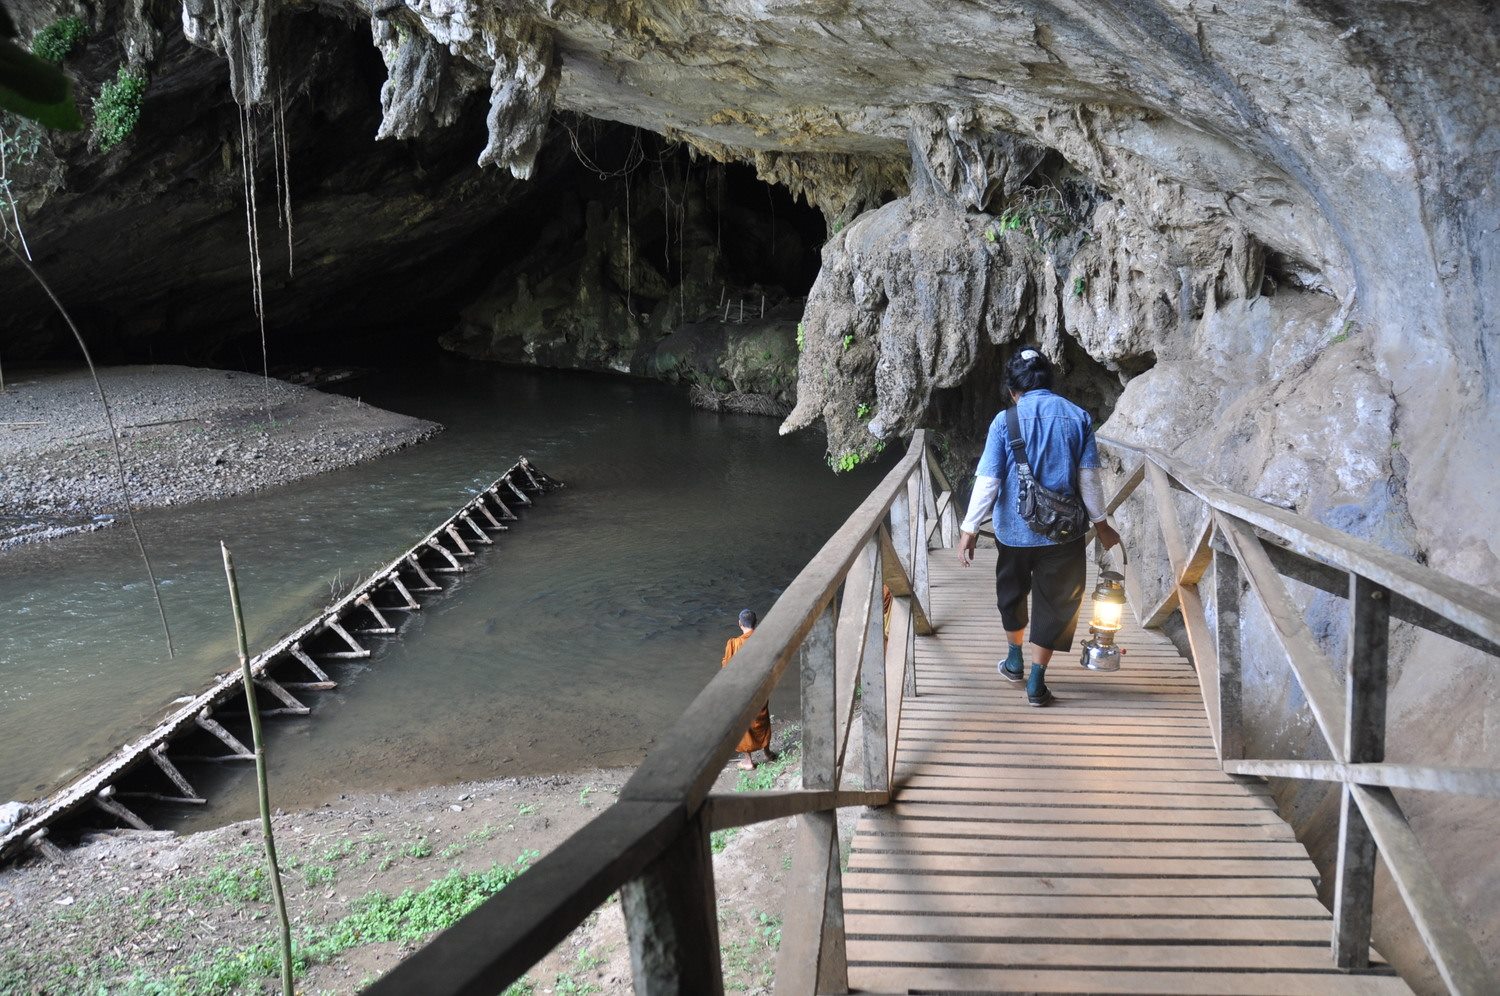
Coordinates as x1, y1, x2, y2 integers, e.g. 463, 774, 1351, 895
0, 459, 562, 864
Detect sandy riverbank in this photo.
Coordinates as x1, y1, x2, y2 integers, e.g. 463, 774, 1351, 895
0, 727, 813, 995
0, 366, 441, 549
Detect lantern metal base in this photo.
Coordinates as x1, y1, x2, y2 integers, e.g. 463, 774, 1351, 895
1080, 637, 1122, 672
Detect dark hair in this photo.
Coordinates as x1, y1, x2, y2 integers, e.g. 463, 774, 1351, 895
1005, 347, 1053, 394
738, 608, 758, 629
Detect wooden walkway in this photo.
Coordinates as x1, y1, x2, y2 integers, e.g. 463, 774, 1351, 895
842, 549, 1411, 994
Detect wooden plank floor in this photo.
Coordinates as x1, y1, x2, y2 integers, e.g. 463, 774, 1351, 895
843, 549, 1411, 994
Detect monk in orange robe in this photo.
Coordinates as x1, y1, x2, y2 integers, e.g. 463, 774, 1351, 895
723, 608, 777, 771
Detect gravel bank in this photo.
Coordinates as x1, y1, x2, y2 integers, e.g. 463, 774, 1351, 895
0, 366, 441, 549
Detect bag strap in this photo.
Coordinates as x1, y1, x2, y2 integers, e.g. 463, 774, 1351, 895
1005, 407, 1034, 479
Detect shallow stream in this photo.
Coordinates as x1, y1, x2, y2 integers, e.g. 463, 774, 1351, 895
0, 360, 887, 828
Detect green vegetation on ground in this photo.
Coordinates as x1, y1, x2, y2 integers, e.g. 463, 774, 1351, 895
711, 743, 801, 853
2, 849, 540, 995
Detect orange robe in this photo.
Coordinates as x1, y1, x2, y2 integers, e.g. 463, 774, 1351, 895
722, 632, 772, 754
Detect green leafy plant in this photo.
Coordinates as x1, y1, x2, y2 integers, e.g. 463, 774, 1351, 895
983, 227, 997, 243
303, 864, 336, 888
0, 9, 84, 130
402, 837, 433, 859
439, 842, 467, 860
795, 322, 805, 351
321, 839, 356, 863
993, 183, 1090, 248
755, 911, 783, 951
841, 334, 854, 350
578, 783, 594, 807
91, 65, 146, 151
31, 17, 87, 63
1072, 275, 1086, 297
856, 403, 871, 420
831, 452, 860, 473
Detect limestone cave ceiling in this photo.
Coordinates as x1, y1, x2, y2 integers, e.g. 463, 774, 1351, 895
3, 0, 1495, 567
173, 0, 1491, 446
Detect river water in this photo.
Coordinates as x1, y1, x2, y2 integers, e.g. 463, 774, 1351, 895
0, 360, 888, 828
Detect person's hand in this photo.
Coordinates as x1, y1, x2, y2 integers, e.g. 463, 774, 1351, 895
957, 531, 978, 567
1094, 520, 1121, 550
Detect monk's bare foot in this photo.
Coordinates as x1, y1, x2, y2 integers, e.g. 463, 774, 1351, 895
737, 756, 756, 771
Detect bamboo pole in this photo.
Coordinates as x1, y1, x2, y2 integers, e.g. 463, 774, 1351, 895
221, 543, 294, 996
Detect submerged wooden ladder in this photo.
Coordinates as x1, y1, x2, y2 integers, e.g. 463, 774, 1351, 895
367, 432, 1498, 995
0, 458, 563, 865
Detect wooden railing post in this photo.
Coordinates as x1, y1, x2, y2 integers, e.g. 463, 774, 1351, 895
621, 813, 724, 994
913, 455, 931, 612
778, 603, 848, 993
1333, 574, 1390, 970
861, 537, 890, 794
1213, 546, 1244, 762
890, 489, 913, 580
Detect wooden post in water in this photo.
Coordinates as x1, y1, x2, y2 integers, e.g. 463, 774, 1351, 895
221, 543, 294, 996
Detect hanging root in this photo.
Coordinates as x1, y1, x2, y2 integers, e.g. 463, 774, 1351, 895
4, 243, 176, 657
277, 80, 293, 278
238, 105, 270, 412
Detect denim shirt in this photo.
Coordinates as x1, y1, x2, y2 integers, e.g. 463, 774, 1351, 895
968, 389, 1100, 547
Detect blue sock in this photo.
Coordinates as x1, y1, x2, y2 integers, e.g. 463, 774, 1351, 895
1001, 644, 1023, 675
1027, 663, 1048, 697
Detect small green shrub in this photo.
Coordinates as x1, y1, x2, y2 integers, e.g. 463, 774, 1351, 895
92, 66, 147, 151
303, 864, 336, 888
795, 322, 805, 351
1072, 276, 1086, 297
32, 17, 88, 63
841, 334, 854, 350
856, 403, 871, 420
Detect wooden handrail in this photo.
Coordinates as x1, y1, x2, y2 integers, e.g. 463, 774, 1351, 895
1099, 436, 1498, 994
368, 431, 946, 996
1101, 436, 1500, 647
622, 438, 926, 807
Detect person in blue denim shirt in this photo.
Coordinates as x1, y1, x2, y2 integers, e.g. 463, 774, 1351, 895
956, 348, 1120, 706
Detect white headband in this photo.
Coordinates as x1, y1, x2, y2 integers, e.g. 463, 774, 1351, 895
1019, 348, 1040, 360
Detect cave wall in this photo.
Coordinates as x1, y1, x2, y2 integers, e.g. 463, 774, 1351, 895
0, 4, 608, 367
440, 137, 823, 409
2, 0, 1497, 987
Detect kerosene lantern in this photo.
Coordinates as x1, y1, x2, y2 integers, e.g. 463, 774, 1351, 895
1080, 570, 1127, 671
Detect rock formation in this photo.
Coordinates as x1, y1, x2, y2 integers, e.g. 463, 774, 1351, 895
2, 0, 1496, 985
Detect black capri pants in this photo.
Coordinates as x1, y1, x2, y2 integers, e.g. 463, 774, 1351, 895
995, 539, 1087, 652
